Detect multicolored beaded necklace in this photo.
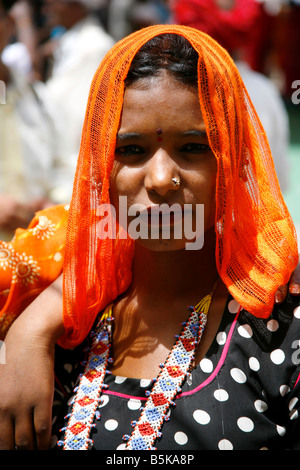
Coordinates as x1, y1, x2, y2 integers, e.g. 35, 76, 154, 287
58, 292, 214, 450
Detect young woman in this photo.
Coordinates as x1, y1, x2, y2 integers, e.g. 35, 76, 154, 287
0, 25, 299, 451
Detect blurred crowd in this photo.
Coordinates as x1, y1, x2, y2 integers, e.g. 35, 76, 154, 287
0, 0, 299, 239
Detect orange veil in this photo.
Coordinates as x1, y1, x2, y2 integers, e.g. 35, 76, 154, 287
60, 25, 298, 347
0, 25, 298, 347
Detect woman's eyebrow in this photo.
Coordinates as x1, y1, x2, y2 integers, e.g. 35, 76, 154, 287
116, 130, 207, 140
116, 132, 141, 141
182, 129, 207, 137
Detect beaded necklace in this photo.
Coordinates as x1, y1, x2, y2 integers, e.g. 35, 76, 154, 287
58, 293, 214, 450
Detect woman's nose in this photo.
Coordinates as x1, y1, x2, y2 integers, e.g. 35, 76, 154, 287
144, 150, 180, 197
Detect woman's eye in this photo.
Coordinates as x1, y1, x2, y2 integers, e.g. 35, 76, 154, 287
181, 143, 211, 153
115, 145, 144, 157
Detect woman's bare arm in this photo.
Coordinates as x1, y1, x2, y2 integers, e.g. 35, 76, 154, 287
0, 275, 64, 450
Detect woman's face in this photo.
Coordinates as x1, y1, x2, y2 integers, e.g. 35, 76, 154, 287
110, 71, 217, 252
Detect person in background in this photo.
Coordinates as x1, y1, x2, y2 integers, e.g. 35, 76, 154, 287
40, 0, 115, 202
0, 0, 70, 240
106, 0, 170, 40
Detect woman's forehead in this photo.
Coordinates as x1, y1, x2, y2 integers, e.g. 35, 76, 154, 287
123, 70, 199, 103
119, 73, 205, 134
124, 68, 198, 91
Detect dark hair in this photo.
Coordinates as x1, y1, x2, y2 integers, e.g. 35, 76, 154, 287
1, 0, 17, 12
125, 33, 199, 87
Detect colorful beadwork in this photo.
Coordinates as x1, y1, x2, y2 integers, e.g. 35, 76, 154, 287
58, 313, 113, 450
58, 296, 211, 450
124, 307, 207, 450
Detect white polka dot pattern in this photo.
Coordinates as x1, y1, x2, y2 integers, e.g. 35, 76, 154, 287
193, 409, 211, 425
52, 296, 300, 451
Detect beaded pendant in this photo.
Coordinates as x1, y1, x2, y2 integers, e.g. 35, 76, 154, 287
58, 296, 211, 450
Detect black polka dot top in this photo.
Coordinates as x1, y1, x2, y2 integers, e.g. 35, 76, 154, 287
52, 295, 300, 450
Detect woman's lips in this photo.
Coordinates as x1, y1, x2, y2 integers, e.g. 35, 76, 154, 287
138, 205, 189, 227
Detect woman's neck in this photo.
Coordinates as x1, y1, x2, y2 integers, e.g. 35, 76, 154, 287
130, 227, 218, 309
111, 228, 227, 379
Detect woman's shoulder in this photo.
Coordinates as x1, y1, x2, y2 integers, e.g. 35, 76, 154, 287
238, 293, 300, 354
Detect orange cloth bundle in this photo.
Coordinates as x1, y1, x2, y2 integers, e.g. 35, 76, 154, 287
0, 205, 68, 339
0, 25, 298, 347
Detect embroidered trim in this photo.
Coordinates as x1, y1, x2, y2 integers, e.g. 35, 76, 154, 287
59, 313, 113, 450
124, 307, 207, 450
58, 296, 211, 450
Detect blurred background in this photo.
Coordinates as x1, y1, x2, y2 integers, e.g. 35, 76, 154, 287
0, 0, 299, 241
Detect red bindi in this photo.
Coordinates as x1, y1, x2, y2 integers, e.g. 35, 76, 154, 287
156, 128, 163, 142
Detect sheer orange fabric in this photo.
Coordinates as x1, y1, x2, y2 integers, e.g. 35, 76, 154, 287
0, 25, 298, 347
0, 205, 67, 339
60, 25, 298, 348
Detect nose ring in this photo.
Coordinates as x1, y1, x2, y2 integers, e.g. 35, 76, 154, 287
172, 177, 180, 187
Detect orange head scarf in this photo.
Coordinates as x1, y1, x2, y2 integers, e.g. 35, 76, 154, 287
60, 25, 298, 348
